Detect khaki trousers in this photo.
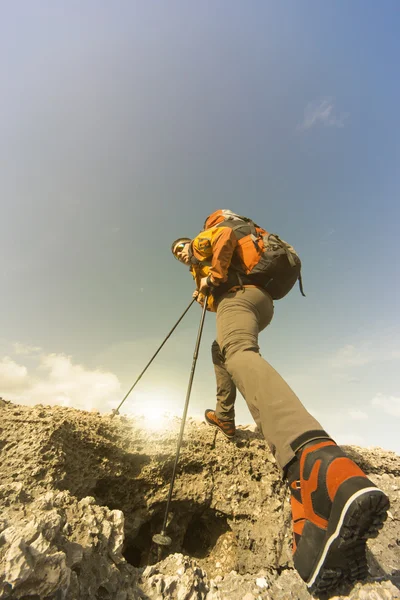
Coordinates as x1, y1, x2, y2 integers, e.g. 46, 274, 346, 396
212, 286, 328, 470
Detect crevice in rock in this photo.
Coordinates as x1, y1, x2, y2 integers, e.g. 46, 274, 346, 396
119, 502, 232, 571
123, 521, 154, 567
182, 509, 231, 558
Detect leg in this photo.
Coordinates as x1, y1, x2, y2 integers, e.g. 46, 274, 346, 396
216, 287, 389, 594
211, 340, 236, 421
216, 287, 327, 470
212, 337, 263, 432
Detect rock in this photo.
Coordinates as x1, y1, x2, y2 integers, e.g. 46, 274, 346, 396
256, 576, 268, 589
0, 400, 399, 599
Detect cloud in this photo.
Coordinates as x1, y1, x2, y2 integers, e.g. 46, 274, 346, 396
331, 344, 372, 368
0, 357, 28, 390
1, 352, 121, 412
297, 98, 348, 131
13, 342, 42, 355
348, 409, 368, 421
371, 393, 400, 418
330, 342, 400, 369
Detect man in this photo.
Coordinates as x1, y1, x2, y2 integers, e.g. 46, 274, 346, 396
171, 210, 389, 595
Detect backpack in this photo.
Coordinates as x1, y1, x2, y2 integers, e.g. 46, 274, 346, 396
207, 210, 305, 300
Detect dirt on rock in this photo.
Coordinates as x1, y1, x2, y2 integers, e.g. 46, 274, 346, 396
0, 399, 399, 599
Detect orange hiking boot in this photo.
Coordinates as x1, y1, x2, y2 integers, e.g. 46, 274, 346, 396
287, 440, 389, 595
204, 409, 236, 440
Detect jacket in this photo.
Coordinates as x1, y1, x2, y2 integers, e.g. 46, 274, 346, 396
189, 210, 261, 312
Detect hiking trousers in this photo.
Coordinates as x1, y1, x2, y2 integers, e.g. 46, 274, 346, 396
212, 286, 329, 470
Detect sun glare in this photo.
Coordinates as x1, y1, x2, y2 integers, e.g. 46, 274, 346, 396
127, 389, 181, 432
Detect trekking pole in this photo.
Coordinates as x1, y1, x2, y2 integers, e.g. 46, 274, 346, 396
111, 298, 196, 418
153, 294, 209, 553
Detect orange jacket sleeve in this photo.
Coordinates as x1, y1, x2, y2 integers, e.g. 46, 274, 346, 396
208, 227, 237, 285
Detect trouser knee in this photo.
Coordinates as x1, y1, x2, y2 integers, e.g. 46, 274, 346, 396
223, 341, 260, 364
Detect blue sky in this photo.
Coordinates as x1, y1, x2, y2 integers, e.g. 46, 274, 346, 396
1, 2, 399, 452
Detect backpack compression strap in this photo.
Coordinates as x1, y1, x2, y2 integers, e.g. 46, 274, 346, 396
218, 218, 260, 248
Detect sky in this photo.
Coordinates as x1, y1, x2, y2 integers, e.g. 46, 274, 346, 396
1, 1, 399, 453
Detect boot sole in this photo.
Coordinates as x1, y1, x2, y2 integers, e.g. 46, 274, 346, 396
308, 487, 389, 595
204, 411, 235, 440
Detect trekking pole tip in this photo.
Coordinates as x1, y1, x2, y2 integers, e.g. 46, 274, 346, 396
110, 408, 119, 420
152, 532, 172, 547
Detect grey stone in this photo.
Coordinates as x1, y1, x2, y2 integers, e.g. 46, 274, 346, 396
0, 400, 399, 599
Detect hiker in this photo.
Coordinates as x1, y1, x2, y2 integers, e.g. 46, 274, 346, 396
171, 210, 389, 595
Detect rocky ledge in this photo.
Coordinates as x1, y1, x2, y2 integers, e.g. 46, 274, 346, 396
0, 400, 399, 599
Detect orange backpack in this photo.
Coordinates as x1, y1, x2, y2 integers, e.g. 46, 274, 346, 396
204, 210, 305, 300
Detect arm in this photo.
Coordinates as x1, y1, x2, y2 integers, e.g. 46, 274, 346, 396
207, 227, 237, 286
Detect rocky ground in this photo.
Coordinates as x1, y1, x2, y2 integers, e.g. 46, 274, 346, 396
0, 399, 399, 599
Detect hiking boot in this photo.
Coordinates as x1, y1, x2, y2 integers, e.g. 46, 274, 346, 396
204, 409, 236, 440
287, 440, 389, 595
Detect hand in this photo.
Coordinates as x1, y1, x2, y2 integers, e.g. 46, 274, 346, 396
199, 277, 210, 294
193, 291, 204, 307
193, 289, 203, 306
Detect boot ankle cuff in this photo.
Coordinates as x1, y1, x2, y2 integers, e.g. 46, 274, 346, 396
290, 430, 333, 455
